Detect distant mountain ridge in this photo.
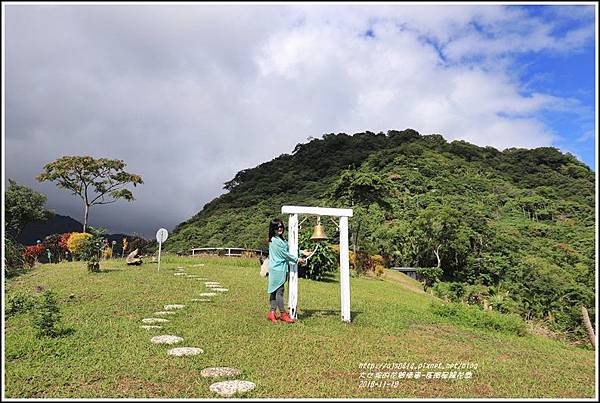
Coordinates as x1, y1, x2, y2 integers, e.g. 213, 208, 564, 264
17, 213, 141, 245
18, 214, 83, 245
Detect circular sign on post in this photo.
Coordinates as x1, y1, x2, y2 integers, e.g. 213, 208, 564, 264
156, 228, 168, 272
156, 228, 169, 243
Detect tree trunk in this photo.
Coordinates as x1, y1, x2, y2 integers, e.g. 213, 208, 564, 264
581, 305, 596, 348
433, 246, 441, 268
83, 204, 89, 233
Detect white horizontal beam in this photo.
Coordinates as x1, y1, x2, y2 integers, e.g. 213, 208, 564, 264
282, 205, 353, 217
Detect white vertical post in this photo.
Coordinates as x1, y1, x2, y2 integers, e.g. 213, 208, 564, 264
339, 216, 351, 322
288, 213, 299, 319
157, 242, 162, 272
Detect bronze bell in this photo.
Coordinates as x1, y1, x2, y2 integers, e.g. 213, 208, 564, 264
310, 216, 328, 241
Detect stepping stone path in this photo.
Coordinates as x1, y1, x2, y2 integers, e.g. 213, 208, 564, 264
142, 318, 169, 324
136, 269, 256, 394
140, 325, 162, 330
167, 347, 204, 356
201, 367, 242, 378
150, 335, 183, 344
209, 380, 256, 397
164, 304, 185, 310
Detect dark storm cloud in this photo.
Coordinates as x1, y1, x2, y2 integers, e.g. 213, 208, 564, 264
4, 5, 298, 238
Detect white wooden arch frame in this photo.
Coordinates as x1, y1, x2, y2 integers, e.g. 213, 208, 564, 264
281, 205, 353, 322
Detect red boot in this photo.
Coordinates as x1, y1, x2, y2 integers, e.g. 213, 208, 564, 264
267, 310, 278, 324
280, 311, 295, 324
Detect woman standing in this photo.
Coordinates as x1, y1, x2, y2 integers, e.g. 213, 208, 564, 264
267, 218, 306, 324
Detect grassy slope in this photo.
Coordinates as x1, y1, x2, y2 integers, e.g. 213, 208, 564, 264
4, 256, 596, 398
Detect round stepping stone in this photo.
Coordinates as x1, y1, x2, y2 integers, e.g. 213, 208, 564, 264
206, 284, 221, 288
201, 367, 242, 378
140, 325, 162, 330
174, 273, 187, 276
164, 304, 185, 310
209, 380, 256, 397
150, 335, 183, 344
154, 311, 176, 315
199, 292, 217, 297
142, 318, 169, 324
204, 282, 220, 285
193, 264, 205, 267
167, 347, 204, 356
214, 288, 229, 292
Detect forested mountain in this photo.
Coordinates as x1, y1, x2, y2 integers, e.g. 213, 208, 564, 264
167, 129, 595, 340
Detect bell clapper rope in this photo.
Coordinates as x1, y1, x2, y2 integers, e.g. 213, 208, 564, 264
304, 243, 319, 261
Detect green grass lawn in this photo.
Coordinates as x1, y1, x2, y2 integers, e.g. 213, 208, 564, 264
3, 255, 597, 398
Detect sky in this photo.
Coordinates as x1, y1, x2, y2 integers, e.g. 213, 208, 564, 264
2, 2, 597, 239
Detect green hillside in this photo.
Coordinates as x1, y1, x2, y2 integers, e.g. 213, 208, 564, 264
4, 257, 596, 398
166, 130, 595, 341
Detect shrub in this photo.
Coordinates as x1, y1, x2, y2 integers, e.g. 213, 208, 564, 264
299, 231, 338, 281
463, 284, 492, 305
79, 230, 104, 272
487, 291, 522, 315
129, 235, 151, 255
67, 232, 93, 260
431, 301, 527, 336
372, 254, 385, 277
42, 233, 68, 263
33, 290, 62, 338
23, 244, 45, 267
102, 247, 113, 260
352, 250, 375, 276
59, 232, 71, 251
6, 290, 37, 317
371, 254, 384, 266
4, 237, 25, 276
417, 267, 443, 290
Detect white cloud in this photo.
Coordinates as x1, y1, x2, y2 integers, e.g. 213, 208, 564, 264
4, 3, 595, 236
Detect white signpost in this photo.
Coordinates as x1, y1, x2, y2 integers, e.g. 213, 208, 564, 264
156, 228, 169, 272
281, 206, 353, 322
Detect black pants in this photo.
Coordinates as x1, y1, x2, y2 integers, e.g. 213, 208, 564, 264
269, 284, 285, 312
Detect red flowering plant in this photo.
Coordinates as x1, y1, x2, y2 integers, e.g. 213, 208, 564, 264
59, 233, 71, 250
23, 244, 46, 267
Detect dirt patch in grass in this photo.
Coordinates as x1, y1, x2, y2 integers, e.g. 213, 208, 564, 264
117, 377, 164, 396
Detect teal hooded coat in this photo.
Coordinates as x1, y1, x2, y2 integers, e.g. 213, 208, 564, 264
267, 236, 298, 293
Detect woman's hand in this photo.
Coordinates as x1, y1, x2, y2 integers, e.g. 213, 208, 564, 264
298, 258, 307, 265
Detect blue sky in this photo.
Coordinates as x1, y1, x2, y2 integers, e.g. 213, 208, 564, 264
509, 5, 596, 169
4, 3, 598, 236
